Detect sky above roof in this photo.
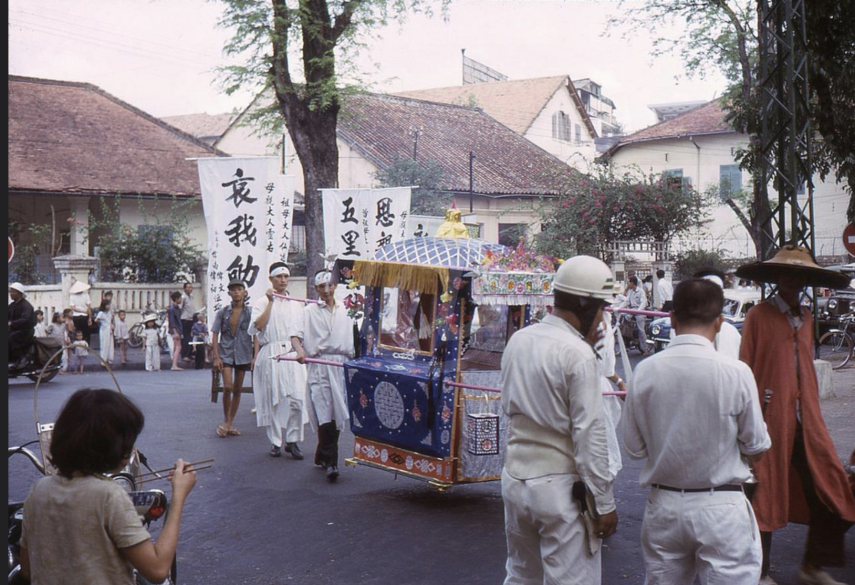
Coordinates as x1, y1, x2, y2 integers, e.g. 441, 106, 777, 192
8, 0, 729, 134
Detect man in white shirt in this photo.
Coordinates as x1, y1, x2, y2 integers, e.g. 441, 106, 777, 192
622, 275, 650, 355
179, 282, 196, 363
500, 255, 618, 585
292, 270, 355, 482
655, 269, 673, 312
623, 278, 771, 585
249, 262, 308, 459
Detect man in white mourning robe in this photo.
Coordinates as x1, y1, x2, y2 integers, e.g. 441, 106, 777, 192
292, 270, 355, 482
249, 262, 308, 459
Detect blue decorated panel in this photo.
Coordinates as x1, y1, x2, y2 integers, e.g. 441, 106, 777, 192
345, 358, 456, 458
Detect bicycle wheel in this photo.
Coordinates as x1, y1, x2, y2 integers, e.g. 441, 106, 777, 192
818, 331, 853, 370
127, 323, 144, 348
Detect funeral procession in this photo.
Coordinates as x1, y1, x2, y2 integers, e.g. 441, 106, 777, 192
7, 1, 855, 584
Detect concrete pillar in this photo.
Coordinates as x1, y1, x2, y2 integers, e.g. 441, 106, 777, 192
53, 255, 99, 310
193, 263, 208, 310
68, 197, 91, 256
814, 360, 835, 399
611, 259, 626, 288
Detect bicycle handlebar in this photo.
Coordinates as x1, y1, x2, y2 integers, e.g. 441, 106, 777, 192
8, 446, 46, 476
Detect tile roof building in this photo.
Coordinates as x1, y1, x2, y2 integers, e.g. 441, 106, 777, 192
8, 75, 224, 278
396, 76, 604, 171
603, 99, 850, 260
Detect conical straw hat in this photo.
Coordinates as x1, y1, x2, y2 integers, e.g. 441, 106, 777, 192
735, 245, 850, 289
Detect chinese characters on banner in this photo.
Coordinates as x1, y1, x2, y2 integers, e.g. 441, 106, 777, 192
197, 157, 295, 327
321, 187, 412, 260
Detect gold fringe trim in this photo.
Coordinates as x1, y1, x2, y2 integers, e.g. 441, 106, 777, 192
353, 260, 448, 294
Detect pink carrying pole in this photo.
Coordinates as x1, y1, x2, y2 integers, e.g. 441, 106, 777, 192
606, 306, 669, 318
274, 354, 344, 367
271, 292, 323, 305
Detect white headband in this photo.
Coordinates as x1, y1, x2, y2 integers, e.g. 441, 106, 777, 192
701, 274, 724, 289
314, 271, 332, 287
270, 265, 290, 277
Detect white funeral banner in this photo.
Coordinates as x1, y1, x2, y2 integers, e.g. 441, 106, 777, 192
198, 156, 295, 325
321, 187, 412, 261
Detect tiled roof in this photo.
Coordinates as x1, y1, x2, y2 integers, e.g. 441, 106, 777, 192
396, 75, 597, 138
161, 112, 235, 141
608, 100, 733, 155
339, 93, 576, 196
8, 76, 224, 197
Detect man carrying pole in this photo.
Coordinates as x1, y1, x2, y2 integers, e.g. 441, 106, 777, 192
249, 262, 308, 459
292, 270, 355, 482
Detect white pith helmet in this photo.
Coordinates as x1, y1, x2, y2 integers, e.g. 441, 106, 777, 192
553, 256, 614, 302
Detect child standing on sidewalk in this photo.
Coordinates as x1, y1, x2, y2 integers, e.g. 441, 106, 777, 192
70, 329, 89, 374
191, 312, 210, 370
143, 315, 161, 372
114, 310, 130, 365
62, 309, 75, 374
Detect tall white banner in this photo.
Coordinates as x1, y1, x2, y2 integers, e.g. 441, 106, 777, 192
321, 187, 412, 261
198, 157, 295, 325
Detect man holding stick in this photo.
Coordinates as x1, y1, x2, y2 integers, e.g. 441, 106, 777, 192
624, 278, 771, 584
292, 270, 355, 482
249, 262, 308, 459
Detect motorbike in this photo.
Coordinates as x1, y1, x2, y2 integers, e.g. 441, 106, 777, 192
7, 444, 177, 585
614, 313, 653, 356
7, 337, 63, 383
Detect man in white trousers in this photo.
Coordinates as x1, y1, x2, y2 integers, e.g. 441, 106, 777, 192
292, 270, 355, 482
500, 255, 618, 585
249, 262, 308, 459
623, 278, 771, 585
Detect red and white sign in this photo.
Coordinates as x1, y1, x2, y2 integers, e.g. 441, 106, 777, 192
844, 223, 855, 256
8, 237, 13, 263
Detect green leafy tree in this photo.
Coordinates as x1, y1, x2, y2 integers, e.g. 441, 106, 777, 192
374, 157, 452, 216
8, 221, 55, 285
532, 165, 712, 261
610, 0, 855, 253
217, 0, 446, 287
673, 248, 730, 280
87, 196, 204, 283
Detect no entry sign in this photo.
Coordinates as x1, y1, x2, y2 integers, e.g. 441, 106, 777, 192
8, 237, 13, 263
844, 223, 855, 256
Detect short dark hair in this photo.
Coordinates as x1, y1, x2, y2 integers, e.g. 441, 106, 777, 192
672, 279, 723, 327
49, 389, 144, 478
628, 276, 639, 286
656, 269, 665, 279
35, 309, 44, 316
554, 289, 606, 334
171, 291, 182, 302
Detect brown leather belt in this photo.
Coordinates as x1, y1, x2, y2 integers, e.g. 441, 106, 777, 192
652, 484, 743, 493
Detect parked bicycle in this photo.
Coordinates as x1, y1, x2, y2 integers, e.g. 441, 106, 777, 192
128, 305, 169, 351
818, 310, 855, 370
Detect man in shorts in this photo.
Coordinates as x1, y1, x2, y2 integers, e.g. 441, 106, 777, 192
212, 279, 257, 437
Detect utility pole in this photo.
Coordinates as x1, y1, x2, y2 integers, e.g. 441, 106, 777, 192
469, 151, 475, 213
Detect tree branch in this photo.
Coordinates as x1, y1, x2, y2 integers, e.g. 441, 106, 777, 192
331, 0, 365, 42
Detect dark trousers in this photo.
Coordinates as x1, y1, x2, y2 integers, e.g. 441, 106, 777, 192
661, 300, 673, 312
194, 339, 206, 370
314, 422, 341, 468
761, 424, 852, 574
8, 330, 33, 363
72, 315, 91, 344
181, 320, 193, 358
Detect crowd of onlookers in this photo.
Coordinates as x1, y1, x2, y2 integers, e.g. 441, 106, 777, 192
31, 282, 211, 374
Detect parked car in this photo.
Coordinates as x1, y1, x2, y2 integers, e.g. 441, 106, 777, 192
823, 279, 855, 324
646, 289, 761, 352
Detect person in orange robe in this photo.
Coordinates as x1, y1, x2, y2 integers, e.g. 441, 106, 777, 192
738, 246, 855, 585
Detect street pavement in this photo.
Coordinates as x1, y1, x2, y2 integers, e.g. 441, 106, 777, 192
7, 348, 855, 584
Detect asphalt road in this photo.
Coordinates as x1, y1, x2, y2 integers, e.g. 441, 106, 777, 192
7, 353, 855, 585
